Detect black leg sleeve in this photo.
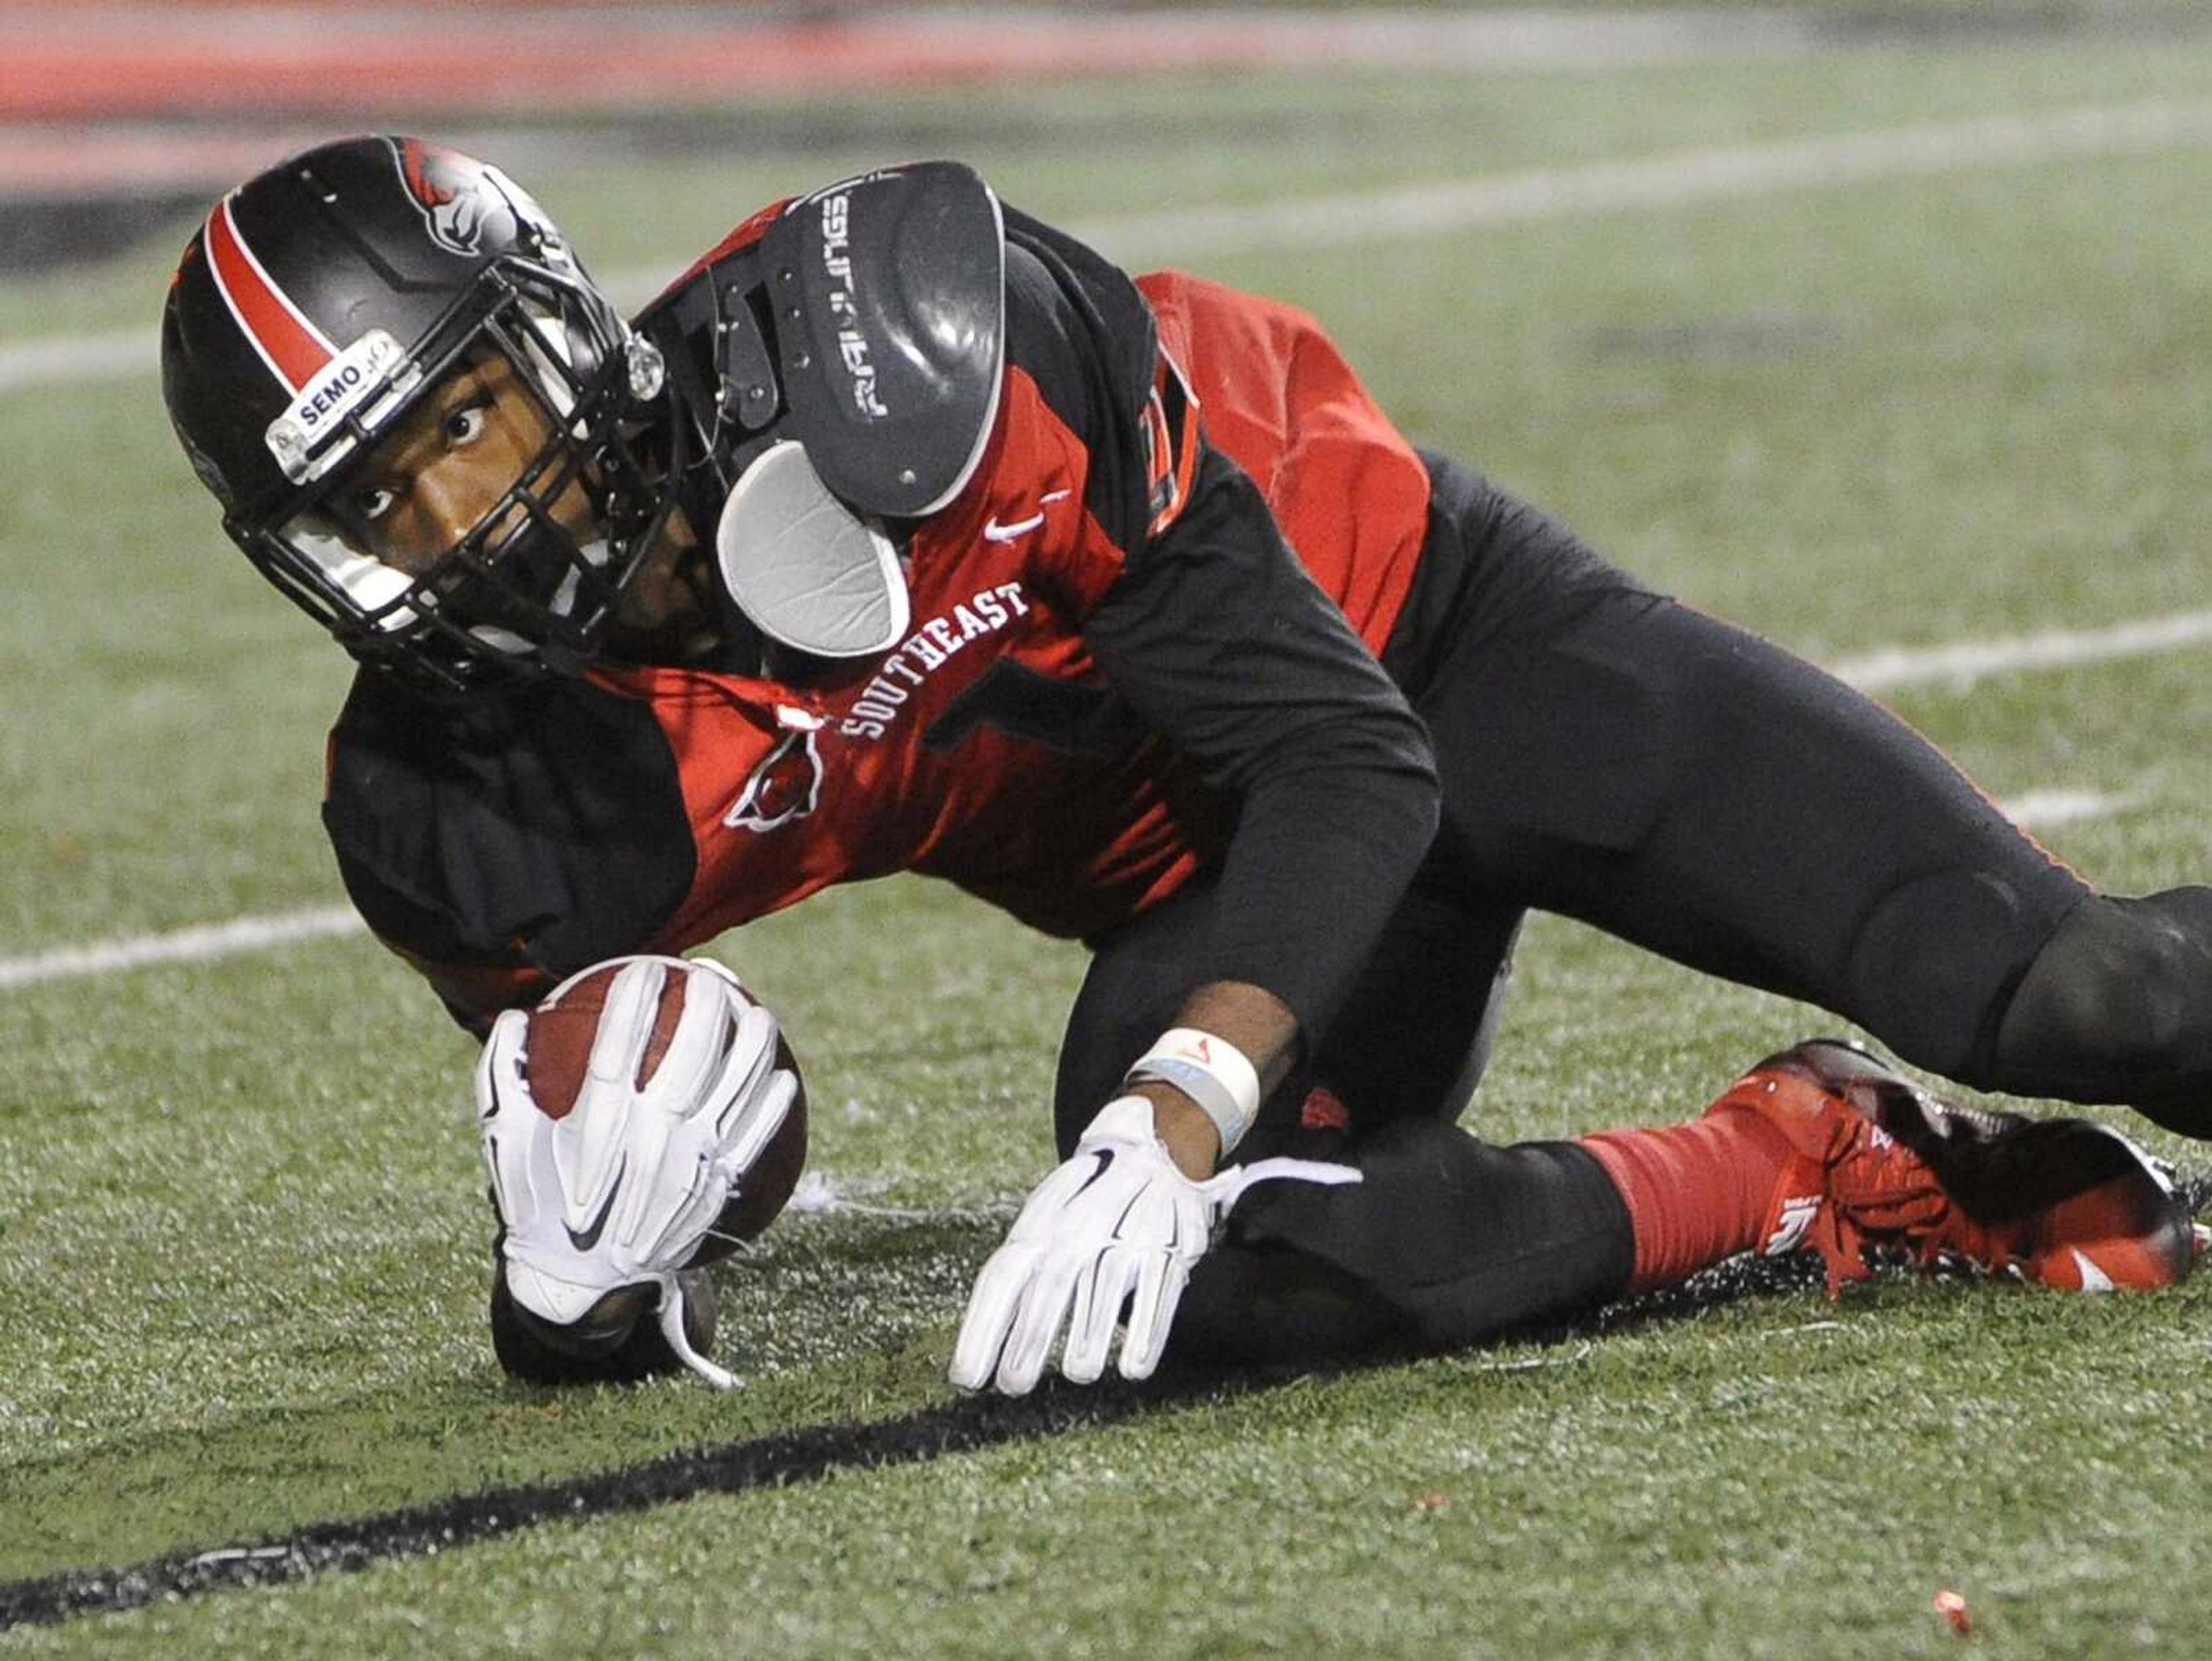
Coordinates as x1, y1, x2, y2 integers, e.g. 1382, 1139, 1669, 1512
1170, 1124, 1633, 1363
1404, 457, 2212, 1131
1991, 887, 2212, 1133
1413, 576, 2094, 1087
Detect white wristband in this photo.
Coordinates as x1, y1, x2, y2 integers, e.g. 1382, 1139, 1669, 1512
1123, 1027, 1262, 1155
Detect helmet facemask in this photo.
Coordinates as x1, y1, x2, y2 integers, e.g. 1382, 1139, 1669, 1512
232, 253, 678, 694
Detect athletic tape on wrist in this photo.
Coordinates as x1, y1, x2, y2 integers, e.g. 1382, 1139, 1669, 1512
1123, 1027, 1261, 1155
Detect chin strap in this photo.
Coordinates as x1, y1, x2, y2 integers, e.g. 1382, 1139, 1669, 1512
657, 1275, 739, 1390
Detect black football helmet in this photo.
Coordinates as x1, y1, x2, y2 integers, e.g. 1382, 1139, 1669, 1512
160, 135, 681, 691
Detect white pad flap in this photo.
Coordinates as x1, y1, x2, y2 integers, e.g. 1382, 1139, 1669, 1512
715, 440, 910, 659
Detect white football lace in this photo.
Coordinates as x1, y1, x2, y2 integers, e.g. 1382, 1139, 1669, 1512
656, 1151, 754, 1388
656, 1275, 738, 1390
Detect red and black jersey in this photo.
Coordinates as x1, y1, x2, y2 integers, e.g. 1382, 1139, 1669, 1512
325, 190, 1441, 1055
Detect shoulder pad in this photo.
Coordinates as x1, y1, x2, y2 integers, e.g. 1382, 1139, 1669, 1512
761, 161, 1005, 518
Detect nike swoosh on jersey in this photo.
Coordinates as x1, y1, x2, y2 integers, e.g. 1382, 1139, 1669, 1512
983, 511, 1047, 543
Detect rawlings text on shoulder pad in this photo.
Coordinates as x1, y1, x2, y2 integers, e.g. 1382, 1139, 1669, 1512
761, 162, 1005, 518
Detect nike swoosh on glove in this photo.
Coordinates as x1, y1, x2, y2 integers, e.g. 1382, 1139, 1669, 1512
949, 1095, 1362, 1395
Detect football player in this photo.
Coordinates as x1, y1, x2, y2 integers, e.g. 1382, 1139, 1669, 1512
159, 139, 2210, 1391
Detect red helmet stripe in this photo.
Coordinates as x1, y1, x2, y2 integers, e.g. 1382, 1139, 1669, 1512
204, 196, 336, 394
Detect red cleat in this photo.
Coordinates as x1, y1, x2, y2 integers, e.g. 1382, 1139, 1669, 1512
1706, 1039, 2199, 1296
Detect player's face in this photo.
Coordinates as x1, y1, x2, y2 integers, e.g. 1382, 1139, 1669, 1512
334, 352, 595, 579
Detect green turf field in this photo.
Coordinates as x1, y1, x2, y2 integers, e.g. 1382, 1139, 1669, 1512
6, 10, 2212, 1656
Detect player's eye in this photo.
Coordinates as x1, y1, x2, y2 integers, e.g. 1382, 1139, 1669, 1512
351, 483, 397, 524
444, 403, 490, 446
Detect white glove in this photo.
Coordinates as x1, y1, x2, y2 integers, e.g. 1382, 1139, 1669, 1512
474, 954, 797, 1388
949, 1095, 1362, 1395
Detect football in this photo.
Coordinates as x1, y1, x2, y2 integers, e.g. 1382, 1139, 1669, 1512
524, 960, 808, 1260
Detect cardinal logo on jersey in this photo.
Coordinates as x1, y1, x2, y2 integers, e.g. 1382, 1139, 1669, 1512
724, 730, 824, 833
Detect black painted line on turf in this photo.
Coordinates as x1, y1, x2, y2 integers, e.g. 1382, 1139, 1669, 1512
0, 1252, 1828, 1632
0, 1379, 1240, 1630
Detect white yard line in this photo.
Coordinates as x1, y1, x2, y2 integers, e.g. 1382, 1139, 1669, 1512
13, 98, 2212, 393
0, 331, 150, 392
1, 590, 2199, 994
1997, 788, 2134, 830
0, 905, 362, 990
1077, 100, 2212, 266
1832, 609, 2212, 692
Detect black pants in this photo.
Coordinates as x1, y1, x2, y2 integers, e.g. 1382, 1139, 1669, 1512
1057, 456, 2212, 1359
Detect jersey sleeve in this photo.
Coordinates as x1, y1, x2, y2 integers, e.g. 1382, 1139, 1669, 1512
1081, 445, 1441, 1061
321, 672, 698, 1035
999, 205, 1442, 1075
